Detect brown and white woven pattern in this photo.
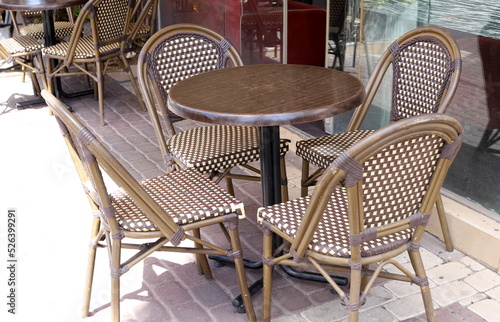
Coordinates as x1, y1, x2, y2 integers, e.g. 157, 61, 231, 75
42, 36, 121, 58
257, 193, 411, 258
147, 32, 230, 120
0, 36, 43, 54
111, 168, 245, 232
390, 36, 453, 121
360, 134, 443, 228
296, 130, 374, 169
20, 21, 75, 40
260, 133, 444, 258
96, 0, 129, 42
169, 125, 290, 173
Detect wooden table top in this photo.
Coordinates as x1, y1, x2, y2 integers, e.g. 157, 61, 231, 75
0, 0, 86, 11
168, 64, 365, 127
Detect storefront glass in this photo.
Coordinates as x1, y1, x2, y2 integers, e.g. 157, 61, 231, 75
157, 0, 500, 219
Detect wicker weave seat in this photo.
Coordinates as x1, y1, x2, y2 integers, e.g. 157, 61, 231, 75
42, 0, 151, 125
42, 89, 256, 322
10, 9, 75, 42
137, 24, 290, 199
297, 26, 462, 251
0, 35, 46, 96
259, 114, 464, 322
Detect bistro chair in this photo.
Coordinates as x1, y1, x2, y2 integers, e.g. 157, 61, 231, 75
297, 26, 462, 251
328, 0, 346, 70
259, 114, 464, 322
41, 89, 257, 322
0, 35, 46, 97
10, 8, 76, 43
42, 0, 149, 125
137, 23, 290, 200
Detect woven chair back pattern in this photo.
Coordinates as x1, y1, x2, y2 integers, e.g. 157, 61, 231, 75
94, 0, 130, 42
146, 31, 237, 123
390, 36, 455, 121
359, 134, 443, 229
330, 0, 346, 29
147, 33, 232, 105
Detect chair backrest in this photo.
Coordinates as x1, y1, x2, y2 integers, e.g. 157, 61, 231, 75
64, 0, 135, 63
330, 0, 346, 31
41, 90, 182, 243
347, 26, 462, 131
293, 114, 463, 258
137, 23, 244, 157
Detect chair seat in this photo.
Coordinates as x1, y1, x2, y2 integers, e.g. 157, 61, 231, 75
0, 36, 43, 55
257, 192, 412, 258
110, 168, 245, 232
20, 21, 75, 40
42, 36, 120, 59
296, 130, 375, 169
168, 125, 290, 173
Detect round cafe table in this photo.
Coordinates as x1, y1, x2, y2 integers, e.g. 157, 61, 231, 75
168, 63, 365, 207
168, 63, 365, 310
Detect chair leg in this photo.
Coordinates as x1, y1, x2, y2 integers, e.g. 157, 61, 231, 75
262, 228, 273, 322
110, 237, 122, 322
408, 248, 436, 321
95, 62, 106, 125
347, 266, 362, 322
227, 217, 256, 322
301, 159, 310, 197
82, 218, 102, 317
280, 156, 289, 202
435, 195, 453, 252
193, 228, 213, 279
119, 54, 146, 111
225, 176, 235, 196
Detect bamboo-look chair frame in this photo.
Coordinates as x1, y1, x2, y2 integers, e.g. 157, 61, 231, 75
41, 89, 256, 322
297, 26, 462, 251
42, 0, 150, 126
0, 35, 46, 96
128, 0, 158, 51
137, 23, 290, 200
259, 114, 464, 322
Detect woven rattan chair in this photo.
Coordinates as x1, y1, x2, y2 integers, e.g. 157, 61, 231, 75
297, 26, 462, 251
329, 0, 346, 70
41, 89, 256, 322
137, 23, 290, 199
259, 114, 464, 322
0, 35, 46, 96
42, 0, 148, 125
10, 8, 76, 42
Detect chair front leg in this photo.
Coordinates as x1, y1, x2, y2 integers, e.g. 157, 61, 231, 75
82, 217, 102, 317
408, 247, 436, 322
110, 235, 123, 322
226, 215, 256, 322
262, 225, 274, 322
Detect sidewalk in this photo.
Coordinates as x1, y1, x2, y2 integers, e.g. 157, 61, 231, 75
1, 69, 499, 322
